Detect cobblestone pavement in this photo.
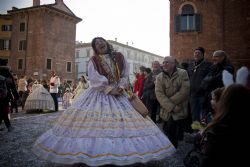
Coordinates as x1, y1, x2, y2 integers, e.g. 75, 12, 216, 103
0, 105, 193, 167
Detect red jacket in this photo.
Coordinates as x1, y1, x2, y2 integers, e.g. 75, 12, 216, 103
133, 73, 145, 99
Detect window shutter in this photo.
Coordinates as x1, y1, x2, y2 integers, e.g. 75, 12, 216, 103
9, 40, 11, 50
0, 40, 3, 50
195, 14, 202, 32
175, 15, 181, 32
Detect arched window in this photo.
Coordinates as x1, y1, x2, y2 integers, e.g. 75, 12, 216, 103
181, 4, 195, 31
182, 4, 194, 15
175, 4, 202, 33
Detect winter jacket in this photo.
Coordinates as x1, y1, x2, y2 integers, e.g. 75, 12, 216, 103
155, 68, 190, 121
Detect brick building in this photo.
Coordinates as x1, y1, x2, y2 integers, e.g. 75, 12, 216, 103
170, 0, 250, 69
4, 0, 81, 82
0, 14, 12, 60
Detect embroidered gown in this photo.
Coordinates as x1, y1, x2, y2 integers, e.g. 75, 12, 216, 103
32, 53, 175, 166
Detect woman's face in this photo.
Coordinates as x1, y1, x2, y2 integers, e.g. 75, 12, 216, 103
211, 93, 218, 112
94, 38, 108, 55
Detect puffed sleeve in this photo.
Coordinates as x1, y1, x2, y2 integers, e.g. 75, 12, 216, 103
87, 60, 112, 93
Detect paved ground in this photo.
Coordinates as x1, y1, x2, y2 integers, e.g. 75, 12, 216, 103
0, 104, 193, 167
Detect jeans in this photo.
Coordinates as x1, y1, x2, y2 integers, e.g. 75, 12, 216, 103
51, 93, 58, 111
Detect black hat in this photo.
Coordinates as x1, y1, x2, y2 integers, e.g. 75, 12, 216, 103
194, 47, 205, 56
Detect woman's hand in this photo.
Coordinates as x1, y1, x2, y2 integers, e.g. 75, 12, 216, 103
110, 87, 123, 96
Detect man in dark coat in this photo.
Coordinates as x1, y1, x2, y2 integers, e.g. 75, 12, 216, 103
0, 59, 19, 132
199, 50, 234, 121
187, 47, 212, 122
143, 61, 162, 123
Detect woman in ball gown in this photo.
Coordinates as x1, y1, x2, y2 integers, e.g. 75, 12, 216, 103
32, 37, 175, 166
24, 80, 54, 112
72, 75, 89, 101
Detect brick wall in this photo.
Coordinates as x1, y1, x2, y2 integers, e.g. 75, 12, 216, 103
170, 0, 250, 69
223, 0, 250, 69
9, 8, 77, 82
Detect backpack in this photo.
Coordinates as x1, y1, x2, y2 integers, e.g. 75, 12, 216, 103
0, 75, 8, 99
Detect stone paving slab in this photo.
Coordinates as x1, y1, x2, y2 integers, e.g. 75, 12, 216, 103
0, 109, 193, 167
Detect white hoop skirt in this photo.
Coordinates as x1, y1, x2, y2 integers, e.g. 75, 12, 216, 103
32, 88, 175, 166
24, 85, 55, 111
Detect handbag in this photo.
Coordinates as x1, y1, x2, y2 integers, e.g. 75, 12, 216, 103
129, 94, 149, 117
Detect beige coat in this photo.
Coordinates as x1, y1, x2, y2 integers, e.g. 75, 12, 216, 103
155, 68, 190, 121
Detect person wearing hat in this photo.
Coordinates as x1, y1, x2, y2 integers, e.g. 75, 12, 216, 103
187, 47, 212, 123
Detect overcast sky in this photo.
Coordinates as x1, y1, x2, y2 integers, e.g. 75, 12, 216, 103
0, 0, 170, 57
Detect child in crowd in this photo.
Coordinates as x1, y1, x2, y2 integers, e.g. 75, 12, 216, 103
62, 88, 73, 109
191, 87, 225, 132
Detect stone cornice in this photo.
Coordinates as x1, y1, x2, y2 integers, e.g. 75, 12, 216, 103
0, 14, 12, 19
7, 5, 82, 23
76, 43, 92, 48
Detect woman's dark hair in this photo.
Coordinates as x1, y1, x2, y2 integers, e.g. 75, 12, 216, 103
81, 75, 87, 83
212, 87, 225, 102
139, 66, 146, 72
145, 68, 152, 74
91, 37, 112, 55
